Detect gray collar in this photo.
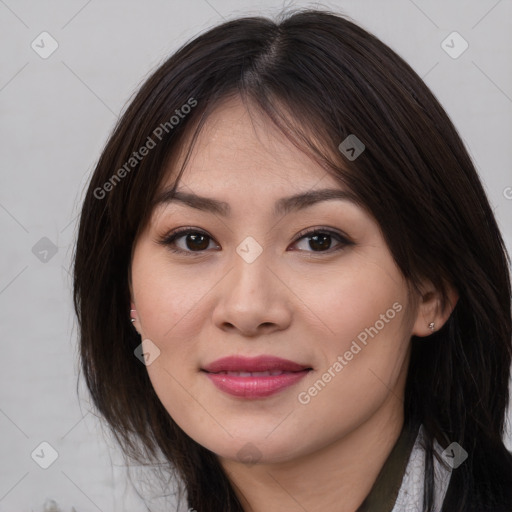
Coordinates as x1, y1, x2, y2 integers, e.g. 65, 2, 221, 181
391, 425, 452, 512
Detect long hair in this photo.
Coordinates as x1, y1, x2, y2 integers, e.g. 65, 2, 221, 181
73, 9, 512, 511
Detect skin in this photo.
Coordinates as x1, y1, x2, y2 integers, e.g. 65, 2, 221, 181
130, 96, 457, 512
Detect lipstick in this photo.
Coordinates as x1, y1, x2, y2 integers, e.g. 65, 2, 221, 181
201, 355, 311, 398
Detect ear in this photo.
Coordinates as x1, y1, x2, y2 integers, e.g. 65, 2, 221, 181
412, 281, 459, 337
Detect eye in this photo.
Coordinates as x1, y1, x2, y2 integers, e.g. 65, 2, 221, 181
158, 227, 219, 255
290, 228, 352, 253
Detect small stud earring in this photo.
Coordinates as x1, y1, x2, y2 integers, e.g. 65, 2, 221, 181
428, 322, 435, 333
130, 309, 137, 324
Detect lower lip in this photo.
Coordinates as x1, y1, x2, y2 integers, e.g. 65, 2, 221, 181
203, 370, 310, 398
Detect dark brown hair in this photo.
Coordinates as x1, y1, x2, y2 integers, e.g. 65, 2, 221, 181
73, 8, 512, 511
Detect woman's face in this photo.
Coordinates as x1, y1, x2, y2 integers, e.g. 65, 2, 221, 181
130, 96, 425, 465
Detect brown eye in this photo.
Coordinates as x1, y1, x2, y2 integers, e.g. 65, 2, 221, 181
308, 233, 333, 251
291, 229, 352, 253
182, 232, 210, 251
158, 228, 219, 255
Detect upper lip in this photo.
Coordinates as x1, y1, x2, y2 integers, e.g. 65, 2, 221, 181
202, 355, 311, 373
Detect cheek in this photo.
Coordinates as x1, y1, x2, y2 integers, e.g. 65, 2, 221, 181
131, 249, 213, 342
131, 254, 207, 429
292, 276, 412, 445
295, 256, 408, 345
298, 256, 413, 402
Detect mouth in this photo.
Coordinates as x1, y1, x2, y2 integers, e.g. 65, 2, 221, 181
207, 370, 298, 376
201, 355, 312, 398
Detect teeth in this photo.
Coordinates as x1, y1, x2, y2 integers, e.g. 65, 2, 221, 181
221, 370, 286, 377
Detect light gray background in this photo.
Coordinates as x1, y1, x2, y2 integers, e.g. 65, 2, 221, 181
1, 0, 511, 510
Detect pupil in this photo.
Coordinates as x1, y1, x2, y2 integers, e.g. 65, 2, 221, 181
187, 233, 209, 251
310, 233, 331, 251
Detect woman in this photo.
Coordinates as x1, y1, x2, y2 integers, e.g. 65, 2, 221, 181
73, 9, 512, 512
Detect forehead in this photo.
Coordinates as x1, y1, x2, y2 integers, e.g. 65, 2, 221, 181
160, 95, 342, 193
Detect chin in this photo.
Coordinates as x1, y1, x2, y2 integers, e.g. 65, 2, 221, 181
200, 431, 308, 466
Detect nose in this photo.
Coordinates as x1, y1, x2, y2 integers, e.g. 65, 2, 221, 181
211, 245, 292, 337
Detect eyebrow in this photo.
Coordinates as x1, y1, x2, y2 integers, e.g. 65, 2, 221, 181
154, 187, 358, 217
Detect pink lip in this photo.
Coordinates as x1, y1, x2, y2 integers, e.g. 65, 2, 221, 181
201, 356, 312, 399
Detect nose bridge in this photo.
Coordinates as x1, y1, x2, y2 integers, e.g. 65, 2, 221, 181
231, 234, 272, 298
212, 234, 291, 335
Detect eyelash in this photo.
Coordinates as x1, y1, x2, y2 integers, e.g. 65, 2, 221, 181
157, 226, 353, 257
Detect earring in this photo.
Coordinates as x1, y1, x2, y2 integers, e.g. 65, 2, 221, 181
130, 309, 137, 324
428, 322, 435, 333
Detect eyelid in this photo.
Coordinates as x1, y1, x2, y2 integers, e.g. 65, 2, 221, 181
156, 225, 353, 256
291, 226, 353, 247
157, 226, 219, 252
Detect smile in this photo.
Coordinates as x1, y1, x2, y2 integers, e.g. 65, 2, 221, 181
201, 355, 312, 398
